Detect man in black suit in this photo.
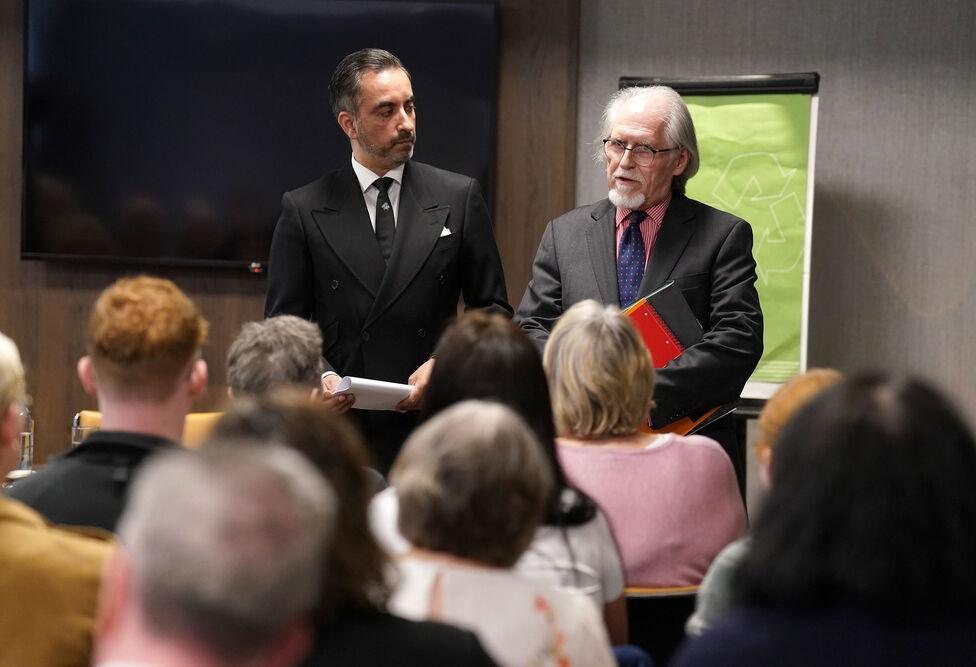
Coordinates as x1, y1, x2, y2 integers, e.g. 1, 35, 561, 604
517, 85, 762, 485
265, 49, 511, 472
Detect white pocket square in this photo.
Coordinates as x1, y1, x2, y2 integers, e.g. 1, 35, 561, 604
439, 227, 452, 237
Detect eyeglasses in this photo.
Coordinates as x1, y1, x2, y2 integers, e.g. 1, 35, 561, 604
603, 138, 679, 167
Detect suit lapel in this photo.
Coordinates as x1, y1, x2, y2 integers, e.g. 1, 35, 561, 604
639, 192, 697, 296
365, 163, 447, 328
309, 165, 386, 297
585, 200, 619, 305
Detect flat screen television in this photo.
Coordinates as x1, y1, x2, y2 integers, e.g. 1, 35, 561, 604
22, 0, 497, 271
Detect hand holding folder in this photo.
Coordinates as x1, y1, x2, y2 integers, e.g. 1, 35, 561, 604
625, 281, 734, 435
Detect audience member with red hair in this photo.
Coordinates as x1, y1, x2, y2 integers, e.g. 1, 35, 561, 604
9, 276, 209, 531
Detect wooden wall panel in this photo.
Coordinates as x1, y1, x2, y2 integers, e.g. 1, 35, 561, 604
494, 0, 580, 307
0, 0, 580, 462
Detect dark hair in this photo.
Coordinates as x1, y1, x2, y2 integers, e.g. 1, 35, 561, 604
211, 389, 391, 618
422, 311, 597, 526
735, 374, 976, 616
329, 48, 409, 118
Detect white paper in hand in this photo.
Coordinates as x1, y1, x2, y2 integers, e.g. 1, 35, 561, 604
334, 376, 414, 411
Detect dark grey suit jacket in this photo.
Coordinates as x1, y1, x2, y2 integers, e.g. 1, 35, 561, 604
517, 192, 762, 431
265, 160, 511, 470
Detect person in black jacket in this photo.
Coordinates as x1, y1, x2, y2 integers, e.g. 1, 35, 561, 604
8, 275, 209, 532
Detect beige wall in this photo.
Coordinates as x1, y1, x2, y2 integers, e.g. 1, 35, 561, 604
0, 0, 580, 462
575, 0, 976, 422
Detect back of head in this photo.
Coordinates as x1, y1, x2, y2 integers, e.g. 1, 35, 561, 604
596, 85, 700, 193
329, 48, 408, 118
211, 389, 390, 615
226, 316, 323, 396
756, 368, 843, 457
736, 374, 976, 616
88, 275, 208, 401
423, 311, 555, 444
393, 400, 554, 568
544, 300, 654, 438
117, 443, 335, 662
0, 332, 25, 416
423, 311, 596, 526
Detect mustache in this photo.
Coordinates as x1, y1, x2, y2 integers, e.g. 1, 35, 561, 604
613, 167, 642, 182
393, 131, 416, 144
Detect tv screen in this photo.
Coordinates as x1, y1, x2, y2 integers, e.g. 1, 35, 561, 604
23, 0, 497, 270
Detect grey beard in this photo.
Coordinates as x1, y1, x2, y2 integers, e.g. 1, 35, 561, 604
608, 188, 645, 210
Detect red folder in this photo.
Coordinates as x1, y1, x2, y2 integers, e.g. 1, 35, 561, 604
625, 282, 731, 436
623, 280, 703, 368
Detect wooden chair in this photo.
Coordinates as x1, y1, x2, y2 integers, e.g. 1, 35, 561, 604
71, 410, 223, 448
625, 585, 700, 666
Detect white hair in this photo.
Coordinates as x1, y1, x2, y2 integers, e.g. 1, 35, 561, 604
595, 85, 700, 194
0, 332, 26, 414
118, 442, 336, 662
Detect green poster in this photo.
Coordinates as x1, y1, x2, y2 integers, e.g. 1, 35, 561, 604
684, 94, 812, 388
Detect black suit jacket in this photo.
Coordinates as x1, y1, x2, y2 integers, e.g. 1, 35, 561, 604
265, 160, 511, 470
516, 193, 762, 461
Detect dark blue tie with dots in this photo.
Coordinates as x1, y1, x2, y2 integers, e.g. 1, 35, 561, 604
617, 210, 648, 307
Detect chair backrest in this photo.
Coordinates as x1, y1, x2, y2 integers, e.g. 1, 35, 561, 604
75, 410, 102, 429
70, 410, 223, 448
182, 412, 223, 448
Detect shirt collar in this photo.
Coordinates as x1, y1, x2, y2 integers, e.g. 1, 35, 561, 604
351, 155, 405, 194
614, 191, 672, 227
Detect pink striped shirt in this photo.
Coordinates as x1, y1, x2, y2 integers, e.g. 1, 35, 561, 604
614, 192, 672, 267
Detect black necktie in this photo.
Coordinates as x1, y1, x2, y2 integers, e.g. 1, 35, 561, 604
617, 210, 648, 307
373, 177, 396, 263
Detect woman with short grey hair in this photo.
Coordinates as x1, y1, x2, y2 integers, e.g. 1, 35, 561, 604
388, 401, 615, 667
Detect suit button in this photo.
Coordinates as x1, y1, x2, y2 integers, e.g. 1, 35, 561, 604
330, 279, 339, 290
417, 328, 426, 338
362, 331, 370, 341
438, 274, 446, 285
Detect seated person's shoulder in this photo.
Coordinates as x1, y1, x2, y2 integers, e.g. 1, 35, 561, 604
0, 497, 113, 572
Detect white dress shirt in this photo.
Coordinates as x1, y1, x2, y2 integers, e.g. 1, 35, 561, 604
351, 156, 405, 231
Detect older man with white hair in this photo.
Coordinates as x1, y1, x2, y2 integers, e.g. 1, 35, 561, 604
517, 85, 763, 484
93, 442, 336, 667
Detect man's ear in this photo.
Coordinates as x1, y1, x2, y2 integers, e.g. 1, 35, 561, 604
337, 110, 358, 141
671, 148, 690, 177
188, 359, 208, 399
77, 356, 98, 396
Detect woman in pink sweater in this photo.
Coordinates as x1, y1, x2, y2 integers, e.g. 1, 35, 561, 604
544, 300, 746, 587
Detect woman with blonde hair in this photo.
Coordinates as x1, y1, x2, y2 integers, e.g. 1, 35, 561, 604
544, 300, 746, 587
